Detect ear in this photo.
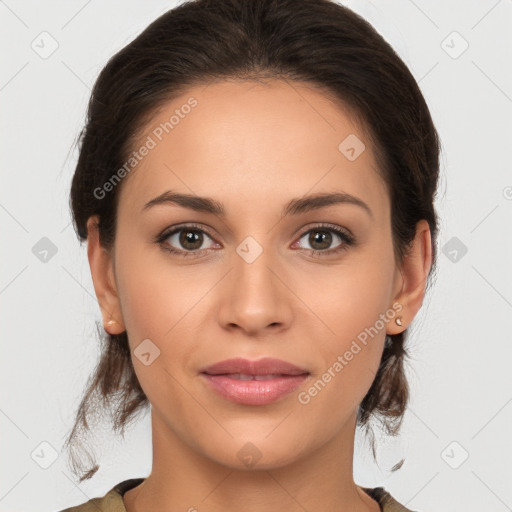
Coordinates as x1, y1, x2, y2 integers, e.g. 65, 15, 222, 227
387, 219, 433, 335
86, 215, 125, 335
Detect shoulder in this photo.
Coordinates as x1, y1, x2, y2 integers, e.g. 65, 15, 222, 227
361, 486, 420, 512
57, 478, 145, 512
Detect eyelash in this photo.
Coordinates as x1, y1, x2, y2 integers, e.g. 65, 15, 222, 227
155, 222, 356, 258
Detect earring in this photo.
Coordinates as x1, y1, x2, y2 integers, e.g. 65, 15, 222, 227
105, 319, 123, 334
395, 316, 403, 326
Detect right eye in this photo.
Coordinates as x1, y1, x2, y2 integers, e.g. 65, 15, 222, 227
156, 224, 219, 257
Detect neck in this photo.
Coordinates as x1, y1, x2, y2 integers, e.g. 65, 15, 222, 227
123, 409, 380, 512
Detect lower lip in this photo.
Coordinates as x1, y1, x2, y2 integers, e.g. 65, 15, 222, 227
201, 373, 309, 405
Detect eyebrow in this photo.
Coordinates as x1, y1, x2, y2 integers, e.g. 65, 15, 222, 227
141, 190, 373, 218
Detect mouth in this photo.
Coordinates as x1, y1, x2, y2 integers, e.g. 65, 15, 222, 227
200, 356, 309, 376
199, 357, 310, 405
206, 373, 304, 380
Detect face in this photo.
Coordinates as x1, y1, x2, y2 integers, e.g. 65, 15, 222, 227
91, 79, 416, 471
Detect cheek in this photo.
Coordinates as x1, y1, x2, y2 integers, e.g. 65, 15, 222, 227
305, 262, 393, 349
298, 287, 388, 430
297, 255, 393, 404
113, 250, 210, 384
114, 263, 192, 412
114, 246, 199, 340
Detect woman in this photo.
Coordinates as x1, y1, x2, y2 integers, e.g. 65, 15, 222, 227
60, 0, 440, 510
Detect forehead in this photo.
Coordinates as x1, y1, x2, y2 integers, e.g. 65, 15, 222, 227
117, 79, 389, 220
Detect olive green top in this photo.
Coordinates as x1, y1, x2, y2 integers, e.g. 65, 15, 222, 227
58, 478, 417, 511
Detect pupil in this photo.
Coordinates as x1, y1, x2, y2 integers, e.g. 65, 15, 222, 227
180, 230, 202, 249
311, 231, 331, 250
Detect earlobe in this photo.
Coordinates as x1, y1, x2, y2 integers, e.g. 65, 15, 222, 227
387, 220, 433, 335
86, 215, 126, 334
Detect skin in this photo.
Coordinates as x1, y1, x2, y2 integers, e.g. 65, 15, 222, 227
87, 79, 432, 512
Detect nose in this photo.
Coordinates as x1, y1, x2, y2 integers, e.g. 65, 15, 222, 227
217, 243, 293, 337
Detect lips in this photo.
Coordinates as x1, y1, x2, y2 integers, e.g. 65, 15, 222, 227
199, 357, 310, 405
200, 357, 309, 377
224, 373, 287, 380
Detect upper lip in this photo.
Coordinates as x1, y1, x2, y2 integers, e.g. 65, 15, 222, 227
200, 357, 309, 376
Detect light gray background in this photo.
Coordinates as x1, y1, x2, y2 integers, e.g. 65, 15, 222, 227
1, 1, 511, 511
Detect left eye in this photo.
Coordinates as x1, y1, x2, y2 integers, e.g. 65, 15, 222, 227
295, 227, 350, 253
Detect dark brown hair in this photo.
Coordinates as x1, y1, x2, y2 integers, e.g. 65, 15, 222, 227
65, 0, 441, 482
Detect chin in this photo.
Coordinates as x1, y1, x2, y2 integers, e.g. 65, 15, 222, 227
200, 435, 309, 472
